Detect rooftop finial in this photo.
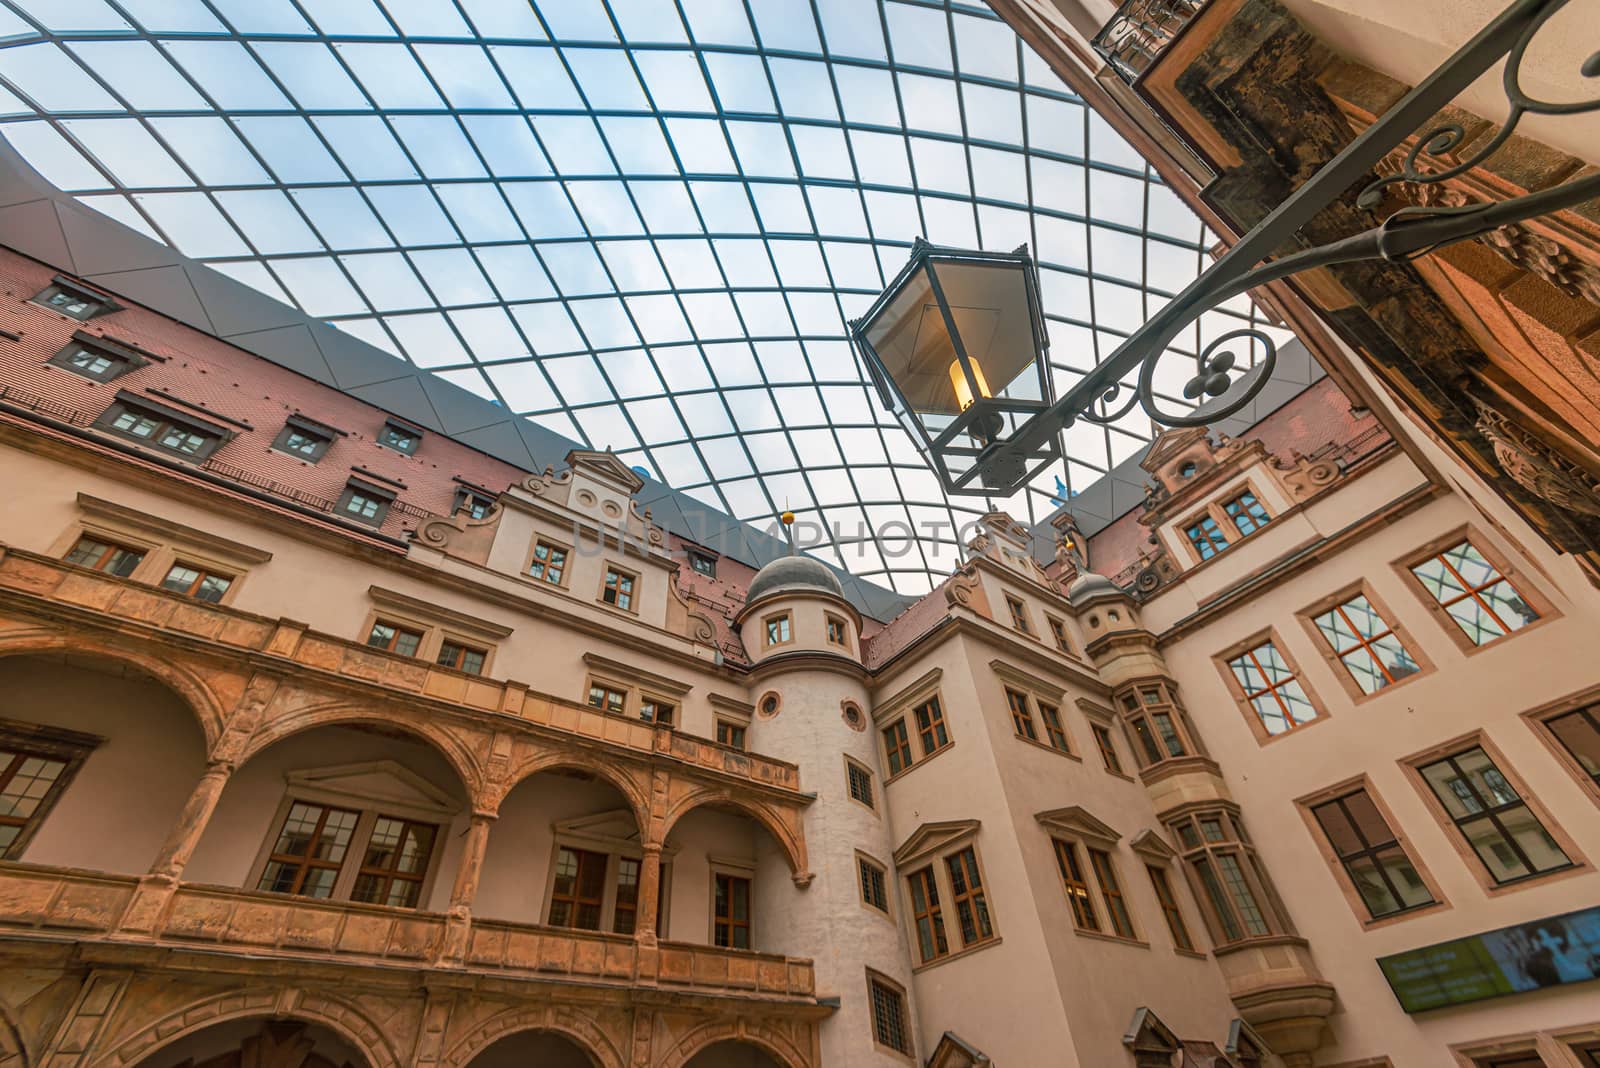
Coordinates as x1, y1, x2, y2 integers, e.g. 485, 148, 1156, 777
780, 504, 796, 555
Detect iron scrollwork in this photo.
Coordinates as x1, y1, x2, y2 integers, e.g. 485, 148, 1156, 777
968, 0, 1600, 494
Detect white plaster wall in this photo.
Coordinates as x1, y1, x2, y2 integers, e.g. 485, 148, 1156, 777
2, 654, 208, 875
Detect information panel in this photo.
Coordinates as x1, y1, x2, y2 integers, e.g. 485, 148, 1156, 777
1378, 905, 1600, 1012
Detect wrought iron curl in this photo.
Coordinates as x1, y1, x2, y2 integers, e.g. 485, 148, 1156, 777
1358, 0, 1600, 209
1137, 328, 1279, 429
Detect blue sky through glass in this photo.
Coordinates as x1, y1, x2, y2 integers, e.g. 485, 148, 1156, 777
0, 0, 1291, 595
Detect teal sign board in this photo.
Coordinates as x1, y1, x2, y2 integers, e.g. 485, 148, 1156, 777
1379, 905, 1600, 1012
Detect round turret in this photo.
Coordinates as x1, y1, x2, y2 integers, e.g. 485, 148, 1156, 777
745, 553, 844, 606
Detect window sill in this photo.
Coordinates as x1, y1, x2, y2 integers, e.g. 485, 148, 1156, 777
911, 934, 1002, 973
1253, 710, 1331, 747
1482, 861, 1586, 899
1013, 734, 1081, 762
1357, 898, 1452, 931
1071, 927, 1149, 950
1172, 946, 1210, 961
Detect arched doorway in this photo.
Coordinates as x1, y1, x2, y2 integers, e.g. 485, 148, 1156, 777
682, 1040, 787, 1067
464, 1029, 598, 1068
133, 1019, 366, 1068
0, 652, 208, 873
185, 721, 470, 911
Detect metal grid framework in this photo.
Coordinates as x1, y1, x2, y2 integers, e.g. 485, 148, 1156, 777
0, 0, 1289, 595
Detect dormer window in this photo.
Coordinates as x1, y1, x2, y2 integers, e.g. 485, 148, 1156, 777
338, 479, 395, 526
33, 278, 119, 321
1181, 486, 1272, 562
377, 418, 422, 455
96, 392, 228, 462
272, 416, 338, 463
687, 550, 717, 577
1223, 492, 1270, 535
47, 333, 148, 383
453, 488, 494, 520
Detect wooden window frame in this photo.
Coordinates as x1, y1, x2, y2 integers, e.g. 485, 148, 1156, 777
1087, 847, 1139, 941
866, 969, 914, 1060
158, 560, 234, 604
1003, 592, 1032, 635
349, 814, 438, 909
715, 718, 747, 751
1298, 582, 1433, 704
62, 534, 147, 578
1522, 683, 1600, 808
1116, 680, 1199, 770
1215, 629, 1328, 745
764, 611, 793, 648
1039, 702, 1073, 755
435, 639, 488, 676
711, 867, 753, 950
1295, 774, 1448, 929
857, 851, 890, 915
1005, 687, 1038, 742
585, 678, 630, 717
875, 674, 954, 783
0, 718, 103, 861
255, 800, 363, 899
1046, 613, 1074, 655
1052, 837, 1101, 933
547, 844, 610, 931
1166, 806, 1289, 946
1090, 721, 1125, 775
882, 718, 913, 777
898, 829, 1002, 971
366, 619, 426, 658
1176, 479, 1274, 565
1145, 863, 1197, 953
1400, 731, 1586, 896
905, 864, 950, 964
598, 563, 639, 614
844, 755, 876, 813
1393, 526, 1556, 656
524, 537, 572, 588
944, 845, 996, 949
911, 695, 951, 759
825, 613, 850, 649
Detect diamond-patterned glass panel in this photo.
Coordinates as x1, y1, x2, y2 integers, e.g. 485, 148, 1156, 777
0, 0, 1292, 593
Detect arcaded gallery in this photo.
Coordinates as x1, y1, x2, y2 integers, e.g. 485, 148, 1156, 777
0, 0, 1596, 1065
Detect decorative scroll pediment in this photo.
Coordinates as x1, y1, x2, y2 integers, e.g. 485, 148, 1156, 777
566, 448, 646, 494
893, 818, 980, 867
1034, 805, 1120, 845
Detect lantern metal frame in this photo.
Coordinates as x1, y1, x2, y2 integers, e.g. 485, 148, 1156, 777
853, 0, 1600, 498
851, 240, 1060, 494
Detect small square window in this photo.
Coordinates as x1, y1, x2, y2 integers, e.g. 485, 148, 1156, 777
63, 535, 144, 577
1185, 515, 1229, 559
48, 339, 136, 382
272, 419, 334, 462
529, 540, 568, 585
859, 855, 889, 912
367, 620, 424, 657
602, 566, 636, 610
765, 612, 792, 646
453, 489, 494, 519
867, 974, 911, 1055
826, 614, 848, 646
688, 551, 717, 576
846, 757, 875, 808
377, 419, 422, 454
1222, 491, 1271, 536
588, 683, 627, 715
641, 699, 674, 727
1004, 594, 1030, 633
436, 640, 487, 675
1047, 615, 1072, 653
339, 481, 394, 526
716, 718, 746, 749
33, 279, 118, 321
160, 563, 233, 603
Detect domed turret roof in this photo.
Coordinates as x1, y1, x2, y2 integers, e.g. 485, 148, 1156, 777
746, 554, 845, 605
1066, 570, 1123, 608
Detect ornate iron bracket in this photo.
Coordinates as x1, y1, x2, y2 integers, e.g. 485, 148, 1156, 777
970, 0, 1599, 494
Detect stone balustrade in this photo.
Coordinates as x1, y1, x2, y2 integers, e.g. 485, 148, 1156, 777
0, 862, 818, 1003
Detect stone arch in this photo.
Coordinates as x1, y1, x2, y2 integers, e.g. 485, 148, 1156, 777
496, 753, 649, 831
658, 1023, 806, 1068
0, 630, 225, 750
439, 1007, 622, 1068
661, 789, 807, 879
236, 704, 481, 802
90, 989, 398, 1068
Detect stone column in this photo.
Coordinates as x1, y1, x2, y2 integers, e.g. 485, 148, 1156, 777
634, 843, 664, 945
148, 758, 235, 879
448, 812, 496, 912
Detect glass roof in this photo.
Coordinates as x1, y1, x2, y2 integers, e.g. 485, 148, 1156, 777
0, 0, 1291, 596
